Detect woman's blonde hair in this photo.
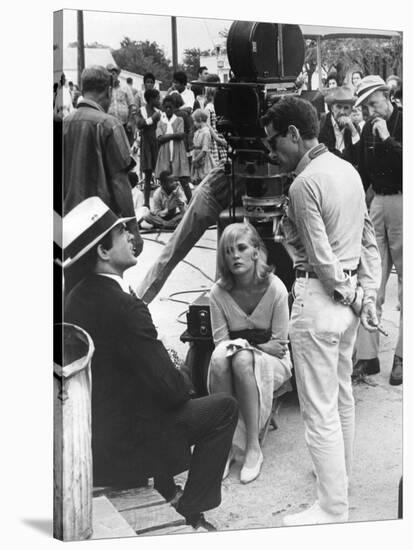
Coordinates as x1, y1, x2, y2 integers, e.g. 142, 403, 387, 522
192, 108, 208, 123
217, 222, 272, 290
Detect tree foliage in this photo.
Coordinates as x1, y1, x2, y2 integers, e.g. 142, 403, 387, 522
111, 37, 174, 90
303, 35, 402, 89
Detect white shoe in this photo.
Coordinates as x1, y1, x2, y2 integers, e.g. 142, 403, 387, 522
240, 451, 263, 484
282, 501, 348, 526
136, 205, 150, 223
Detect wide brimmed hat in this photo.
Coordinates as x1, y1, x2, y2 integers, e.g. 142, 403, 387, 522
354, 75, 389, 107
54, 197, 134, 269
325, 86, 356, 106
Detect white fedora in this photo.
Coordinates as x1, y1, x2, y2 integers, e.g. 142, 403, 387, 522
354, 75, 389, 107
54, 197, 135, 268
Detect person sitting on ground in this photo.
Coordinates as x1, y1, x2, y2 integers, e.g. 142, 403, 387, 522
208, 223, 292, 484
63, 197, 238, 532
142, 170, 187, 230
155, 95, 192, 203
191, 109, 216, 186
136, 88, 162, 212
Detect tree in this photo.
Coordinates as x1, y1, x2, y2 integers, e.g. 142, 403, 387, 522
302, 35, 402, 89
112, 37, 174, 90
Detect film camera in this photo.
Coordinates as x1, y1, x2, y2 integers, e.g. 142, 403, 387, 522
192, 22, 310, 247
184, 22, 312, 393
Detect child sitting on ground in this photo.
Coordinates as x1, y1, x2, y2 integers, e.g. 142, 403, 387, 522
142, 170, 187, 230
191, 108, 216, 185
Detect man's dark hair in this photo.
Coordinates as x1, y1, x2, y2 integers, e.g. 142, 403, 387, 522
126, 77, 133, 84
261, 96, 319, 140
159, 170, 172, 183
198, 66, 208, 75
162, 95, 176, 108
144, 88, 160, 103
143, 72, 155, 84
352, 70, 363, 80
65, 230, 114, 285
191, 84, 204, 96
173, 71, 188, 86
205, 73, 220, 83
171, 92, 184, 108
81, 65, 112, 94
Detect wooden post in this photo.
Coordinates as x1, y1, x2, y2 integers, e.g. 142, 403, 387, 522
171, 16, 178, 71
77, 10, 85, 86
54, 323, 94, 541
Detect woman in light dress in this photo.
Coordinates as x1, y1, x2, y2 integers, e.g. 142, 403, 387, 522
208, 223, 292, 484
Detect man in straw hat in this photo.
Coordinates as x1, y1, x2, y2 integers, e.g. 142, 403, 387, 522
63, 197, 238, 532
352, 75, 403, 386
261, 95, 381, 526
319, 85, 360, 166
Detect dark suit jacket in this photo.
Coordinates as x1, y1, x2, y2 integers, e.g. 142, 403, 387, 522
64, 274, 192, 486
318, 112, 358, 167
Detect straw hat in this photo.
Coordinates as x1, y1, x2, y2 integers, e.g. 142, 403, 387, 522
325, 86, 356, 106
54, 197, 134, 268
354, 75, 389, 107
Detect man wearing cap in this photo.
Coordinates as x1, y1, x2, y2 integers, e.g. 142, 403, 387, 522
319, 86, 360, 167
63, 65, 142, 292
352, 75, 403, 385
261, 96, 381, 525
106, 63, 137, 146
63, 197, 238, 532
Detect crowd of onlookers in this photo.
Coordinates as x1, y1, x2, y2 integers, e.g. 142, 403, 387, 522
54, 63, 402, 236
54, 64, 228, 231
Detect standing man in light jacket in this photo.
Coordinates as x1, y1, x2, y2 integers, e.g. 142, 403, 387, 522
261, 96, 381, 526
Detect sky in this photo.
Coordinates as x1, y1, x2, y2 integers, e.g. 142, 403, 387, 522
62, 9, 232, 62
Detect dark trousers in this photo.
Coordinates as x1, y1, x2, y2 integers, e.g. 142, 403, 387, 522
154, 393, 238, 516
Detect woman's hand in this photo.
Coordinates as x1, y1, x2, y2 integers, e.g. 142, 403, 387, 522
257, 339, 289, 359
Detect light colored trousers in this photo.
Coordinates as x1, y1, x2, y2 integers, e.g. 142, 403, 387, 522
356, 193, 403, 360
290, 276, 359, 515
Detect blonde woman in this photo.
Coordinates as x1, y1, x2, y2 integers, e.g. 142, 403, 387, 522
208, 223, 292, 484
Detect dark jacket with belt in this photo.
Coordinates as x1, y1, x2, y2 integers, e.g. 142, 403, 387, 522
64, 274, 192, 486
357, 104, 402, 193
318, 112, 359, 167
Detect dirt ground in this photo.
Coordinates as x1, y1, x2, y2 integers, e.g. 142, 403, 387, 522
126, 226, 402, 530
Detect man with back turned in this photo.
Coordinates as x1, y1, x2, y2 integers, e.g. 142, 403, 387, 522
261, 96, 381, 525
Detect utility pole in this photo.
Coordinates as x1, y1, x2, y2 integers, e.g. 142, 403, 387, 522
77, 10, 85, 86
171, 16, 178, 71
